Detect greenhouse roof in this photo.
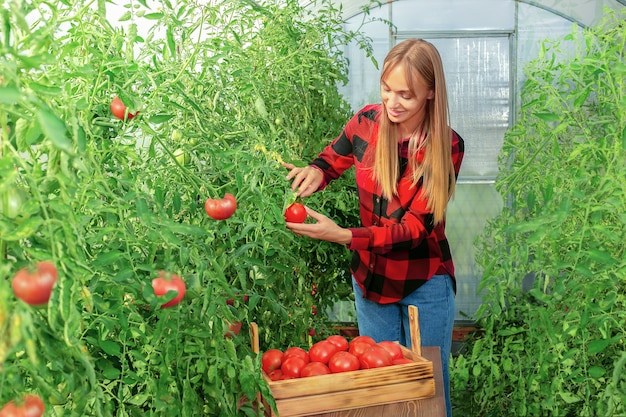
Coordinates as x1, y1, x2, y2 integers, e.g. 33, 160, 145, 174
305, 0, 626, 27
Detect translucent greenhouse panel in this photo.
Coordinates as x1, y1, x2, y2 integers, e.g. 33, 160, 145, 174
421, 37, 510, 180
526, 0, 624, 27
391, 0, 514, 32
516, 2, 579, 110
447, 184, 503, 321
341, 4, 391, 111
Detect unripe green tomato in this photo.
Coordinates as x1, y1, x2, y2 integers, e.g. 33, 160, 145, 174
171, 130, 183, 142
174, 148, 190, 165
274, 118, 282, 126
1, 188, 27, 219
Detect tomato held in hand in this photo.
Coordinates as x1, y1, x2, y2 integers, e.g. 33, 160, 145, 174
308, 340, 338, 365
284, 203, 306, 223
204, 193, 237, 220
262, 349, 283, 374
0, 394, 45, 417
359, 345, 393, 369
110, 96, 138, 120
151, 271, 186, 308
12, 261, 58, 306
300, 361, 331, 377
328, 351, 360, 373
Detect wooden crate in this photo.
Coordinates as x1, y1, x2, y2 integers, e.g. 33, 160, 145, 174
253, 306, 436, 417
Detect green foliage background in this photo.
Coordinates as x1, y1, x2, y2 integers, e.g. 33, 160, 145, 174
0, 0, 374, 415
450, 11, 626, 417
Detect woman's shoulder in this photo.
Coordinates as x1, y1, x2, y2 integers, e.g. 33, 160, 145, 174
350, 104, 381, 125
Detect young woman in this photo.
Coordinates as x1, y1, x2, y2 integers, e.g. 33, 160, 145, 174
283, 38, 464, 417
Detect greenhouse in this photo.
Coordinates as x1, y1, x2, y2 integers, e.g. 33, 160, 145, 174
1, 0, 624, 416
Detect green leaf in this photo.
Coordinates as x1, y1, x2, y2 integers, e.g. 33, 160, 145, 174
147, 114, 175, 124
534, 112, 560, 122
99, 340, 121, 357
118, 11, 132, 21
588, 338, 609, 355
1, 216, 43, 240
37, 108, 72, 153
588, 366, 605, 379
144, 12, 164, 19
558, 391, 581, 404
0, 86, 21, 104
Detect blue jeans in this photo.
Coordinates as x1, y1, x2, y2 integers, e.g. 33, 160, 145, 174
352, 274, 455, 417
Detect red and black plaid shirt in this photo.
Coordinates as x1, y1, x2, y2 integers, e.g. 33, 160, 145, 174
310, 104, 465, 304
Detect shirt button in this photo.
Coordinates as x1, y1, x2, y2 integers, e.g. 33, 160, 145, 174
369, 263, 374, 268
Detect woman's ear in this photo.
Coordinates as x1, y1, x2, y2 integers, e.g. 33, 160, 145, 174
427, 89, 435, 100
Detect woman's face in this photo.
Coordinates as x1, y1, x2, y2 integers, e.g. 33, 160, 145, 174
381, 63, 434, 137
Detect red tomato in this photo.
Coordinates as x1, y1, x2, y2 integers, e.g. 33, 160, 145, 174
377, 341, 404, 360
110, 96, 138, 120
300, 361, 331, 377
151, 271, 186, 308
349, 335, 376, 347
348, 341, 373, 358
204, 193, 237, 220
325, 335, 349, 352
284, 203, 306, 223
392, 357, 414, 365
308, 340, 338, 365
281, 356, 307, 378
359, 345, 393, 369
262, 349, 283, 374
328, 351, 361, 373
0, 394, 45, 417
282, 346, 309, 363
12, 261, 58, 306
267, 369, 283, 381
22, 395, 44, 417
223, 321, 242, 338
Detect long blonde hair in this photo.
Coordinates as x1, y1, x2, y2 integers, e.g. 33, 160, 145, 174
374, 38, 455, 225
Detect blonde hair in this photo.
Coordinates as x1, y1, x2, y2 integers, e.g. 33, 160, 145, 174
374, 38, 455, 225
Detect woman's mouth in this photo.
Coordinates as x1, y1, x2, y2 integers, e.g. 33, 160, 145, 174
387, 109, 403, 119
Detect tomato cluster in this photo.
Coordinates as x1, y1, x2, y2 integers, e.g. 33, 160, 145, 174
261, 334, 413, 380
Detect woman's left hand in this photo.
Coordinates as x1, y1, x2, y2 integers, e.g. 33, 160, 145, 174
286, 206, 352, 245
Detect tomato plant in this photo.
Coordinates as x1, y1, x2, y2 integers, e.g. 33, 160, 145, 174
300, 361, 331, 377
0, 394, 44, 417
151, 271, 186, 308
262, 349, 283, 375
328, 351, 360, 373
110, 96, 138, 120
11, 262, 58, 306
0, 0, 371, 414
204, 193, 237, 220
308, 340, 337, 365
284, 202, 307, 223
359, 346, 393, 369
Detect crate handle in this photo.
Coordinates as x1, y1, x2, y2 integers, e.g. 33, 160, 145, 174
250, 322, 260, 354
408, 305, 422, 357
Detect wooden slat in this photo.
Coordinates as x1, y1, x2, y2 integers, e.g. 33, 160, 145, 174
269, 378, 435, 417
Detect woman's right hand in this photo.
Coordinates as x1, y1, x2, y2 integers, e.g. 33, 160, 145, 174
282, 162, 324, 198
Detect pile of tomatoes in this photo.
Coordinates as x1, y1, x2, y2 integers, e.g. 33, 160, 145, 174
261, 334, 413, 380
